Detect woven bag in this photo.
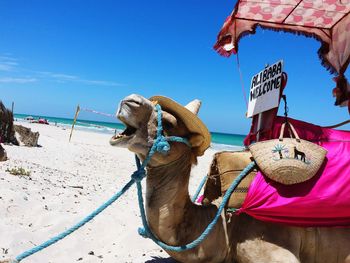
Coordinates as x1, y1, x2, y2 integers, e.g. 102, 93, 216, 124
249, 122, 327, 185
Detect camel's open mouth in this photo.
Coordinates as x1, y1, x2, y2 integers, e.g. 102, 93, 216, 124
110, 123, 137, 146
109, 95, 148, 146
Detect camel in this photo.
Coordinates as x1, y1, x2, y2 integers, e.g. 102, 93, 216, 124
294, 146, 306, 162
110, 94, 350, 263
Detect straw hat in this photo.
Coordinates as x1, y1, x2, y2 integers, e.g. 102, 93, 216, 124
150, 95, 211, 156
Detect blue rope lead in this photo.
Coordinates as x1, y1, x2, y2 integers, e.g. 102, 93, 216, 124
14, 179, 136, 262
191, 175, 208, 203
137, 161, 256, 252
11, 103, 190, 262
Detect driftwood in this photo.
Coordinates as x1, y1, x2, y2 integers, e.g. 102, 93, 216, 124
0, 101, 40, 161
13, 124, 39, 147
0, 101, 18, 145
0, 101, 14, 161
0, 144, 7, 161
67, 185, 84, 189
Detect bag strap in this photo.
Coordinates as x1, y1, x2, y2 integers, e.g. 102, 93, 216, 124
279, 122, 301, 142
279, 123, 286, 141
288, 123, 301, 142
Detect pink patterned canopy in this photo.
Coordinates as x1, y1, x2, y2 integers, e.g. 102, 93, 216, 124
214, 0, 350, 111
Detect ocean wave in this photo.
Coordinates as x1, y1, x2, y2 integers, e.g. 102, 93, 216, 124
15, 118, 121, 134
210, 143, 245, 151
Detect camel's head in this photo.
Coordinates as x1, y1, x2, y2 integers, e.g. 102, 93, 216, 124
109, 94, 210, 166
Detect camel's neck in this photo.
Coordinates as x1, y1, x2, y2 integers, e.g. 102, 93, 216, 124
145, 151, 193, 245
145, 152, 231, 262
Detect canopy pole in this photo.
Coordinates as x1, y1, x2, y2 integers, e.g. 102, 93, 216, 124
69, 105, 80, 142
323, 119, 350, 129
256, 113, 262, 141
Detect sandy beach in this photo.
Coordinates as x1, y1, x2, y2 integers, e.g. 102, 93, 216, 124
0, 122, 231, 263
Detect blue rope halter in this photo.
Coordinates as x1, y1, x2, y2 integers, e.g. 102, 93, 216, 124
134, 104, 191, 171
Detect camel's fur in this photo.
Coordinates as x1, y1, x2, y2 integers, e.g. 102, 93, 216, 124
110, 94, 350, 263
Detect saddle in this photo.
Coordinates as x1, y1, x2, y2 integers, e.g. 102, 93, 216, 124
202, 150, 257, 209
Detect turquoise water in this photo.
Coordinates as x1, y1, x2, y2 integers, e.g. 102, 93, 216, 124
14, 113, 245, 147
210, 132, 245, 147
15, 113, 124, 130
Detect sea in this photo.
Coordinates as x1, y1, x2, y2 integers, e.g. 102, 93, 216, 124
14, 114, 246, 151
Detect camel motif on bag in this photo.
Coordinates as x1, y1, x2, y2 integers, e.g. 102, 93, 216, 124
294, 146, 306, 162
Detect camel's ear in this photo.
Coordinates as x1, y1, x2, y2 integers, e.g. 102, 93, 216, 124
185, 99, 201, 115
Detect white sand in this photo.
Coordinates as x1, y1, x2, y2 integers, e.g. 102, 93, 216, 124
0, 122, 240, 263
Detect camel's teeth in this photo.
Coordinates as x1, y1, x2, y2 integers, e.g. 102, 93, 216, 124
114, 134, 127, 139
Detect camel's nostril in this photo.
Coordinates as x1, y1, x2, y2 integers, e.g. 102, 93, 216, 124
124, 101, 140, 108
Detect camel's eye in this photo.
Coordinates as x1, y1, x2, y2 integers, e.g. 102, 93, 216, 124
163, 119, 174, 131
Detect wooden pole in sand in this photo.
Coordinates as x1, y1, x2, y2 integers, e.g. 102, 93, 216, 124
69, 105, 80, 142
11, 102, 14, 113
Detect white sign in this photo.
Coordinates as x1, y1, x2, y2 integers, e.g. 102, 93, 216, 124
247, 60, 284, 118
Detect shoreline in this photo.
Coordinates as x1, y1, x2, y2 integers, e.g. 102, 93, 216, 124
14, 118, 245, 151
0, 121, 241, 262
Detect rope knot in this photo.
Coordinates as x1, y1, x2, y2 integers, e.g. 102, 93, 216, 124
138, 227, 150, 238
131, 169, 146, 182
155, 136, 170, 154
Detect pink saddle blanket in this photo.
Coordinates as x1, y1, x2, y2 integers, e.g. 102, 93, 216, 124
238, 117, 350, 227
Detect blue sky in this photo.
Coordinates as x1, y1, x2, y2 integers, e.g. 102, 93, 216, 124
0, 0, 349, 134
